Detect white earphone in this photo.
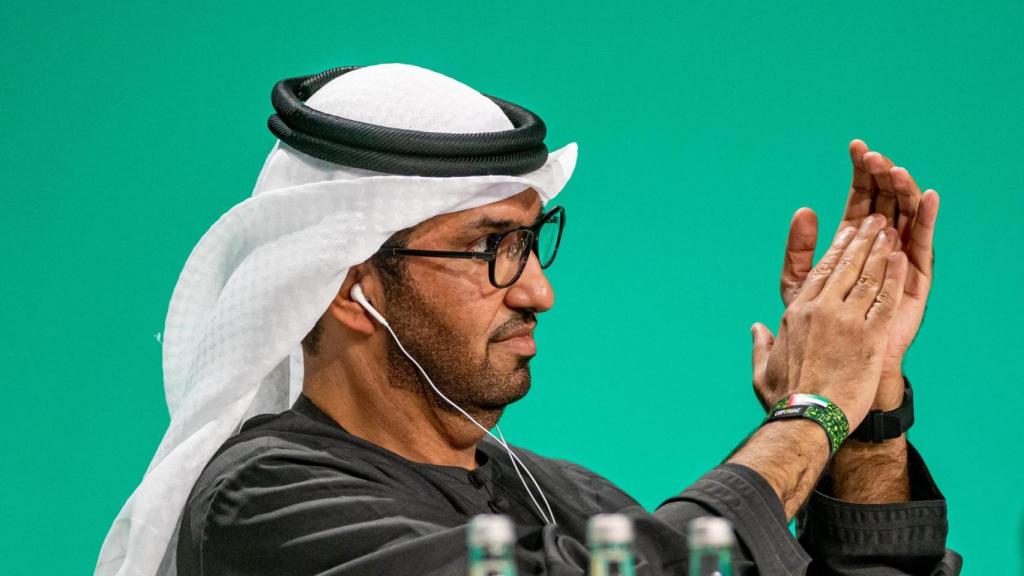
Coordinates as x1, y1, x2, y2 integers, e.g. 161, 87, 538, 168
350, 283, 389, 327
348, 282, 556, 525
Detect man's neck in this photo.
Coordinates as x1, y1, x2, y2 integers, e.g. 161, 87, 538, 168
303, 357, 493, 470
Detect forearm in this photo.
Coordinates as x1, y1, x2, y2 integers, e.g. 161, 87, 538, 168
830, 435, 910, 503
829, 373, 910, 503
727, 419, 830, 520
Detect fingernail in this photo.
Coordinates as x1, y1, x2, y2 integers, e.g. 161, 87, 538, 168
839, 227, 856, 242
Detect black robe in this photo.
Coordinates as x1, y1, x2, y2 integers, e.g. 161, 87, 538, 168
174, 395, 961, 575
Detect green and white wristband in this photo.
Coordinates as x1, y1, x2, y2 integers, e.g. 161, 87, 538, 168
764, 393, 850, 456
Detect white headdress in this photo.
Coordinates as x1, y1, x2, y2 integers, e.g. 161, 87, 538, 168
95, 63, 577, 576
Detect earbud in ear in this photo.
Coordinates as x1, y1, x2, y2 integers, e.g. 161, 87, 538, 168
350, 282, 390, 327
350, 282, 367, 304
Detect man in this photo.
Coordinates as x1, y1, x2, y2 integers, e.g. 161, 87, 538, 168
98, 64, 960, 575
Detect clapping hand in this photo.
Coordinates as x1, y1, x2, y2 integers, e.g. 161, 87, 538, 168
753, 139, 940, 411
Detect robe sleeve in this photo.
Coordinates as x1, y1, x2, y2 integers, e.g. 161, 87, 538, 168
177, 442, 958, 576
654, 447, 961, 576
797, 442, 963, 575
174, 444, 729, 573
177, 446, 701, 576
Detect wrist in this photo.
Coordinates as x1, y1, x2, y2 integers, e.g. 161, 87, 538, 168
874, 370, 905, 410
729, 419, 831, 519
841, 432, 907, 451
764, 393, 850, 455
880, 354, 903, 379
851, 375, 914, 443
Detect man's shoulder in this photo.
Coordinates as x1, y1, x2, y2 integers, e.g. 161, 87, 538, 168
190, 407, 379, 494
195, 410, 321, 484
175, 409, 426, 575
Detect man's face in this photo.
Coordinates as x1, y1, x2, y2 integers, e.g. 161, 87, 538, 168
378, 189, 555, 416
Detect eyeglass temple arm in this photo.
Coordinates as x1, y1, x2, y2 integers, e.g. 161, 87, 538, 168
385, 248, 495, 261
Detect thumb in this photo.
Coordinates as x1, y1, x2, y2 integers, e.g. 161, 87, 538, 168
751, 322, 775, 409
780, 208, 818, 306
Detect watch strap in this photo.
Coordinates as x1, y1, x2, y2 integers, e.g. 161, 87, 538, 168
850, 375, 915, 443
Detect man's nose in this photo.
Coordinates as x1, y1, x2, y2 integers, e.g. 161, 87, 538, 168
505, 251, 554, 312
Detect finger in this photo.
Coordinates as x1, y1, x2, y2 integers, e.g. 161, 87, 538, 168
780, 208, 819, 306
907, 189, 940, 279
751, 323, 775, 409
818, 214, 888, 301
794, 225, 858, 304
890, 166, 922, 246
866, 252, 908, 329
835, 139, 874, 239
846, 226, 898, 312
864, 152, 898, 226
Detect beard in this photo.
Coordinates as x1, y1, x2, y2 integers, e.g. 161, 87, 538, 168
381, 276, 535, 416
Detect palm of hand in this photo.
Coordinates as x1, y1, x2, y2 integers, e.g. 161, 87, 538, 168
883, 270, 929, 372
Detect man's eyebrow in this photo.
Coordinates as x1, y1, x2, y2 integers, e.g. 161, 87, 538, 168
465, 217, 521, 232
463, 208, 545, 233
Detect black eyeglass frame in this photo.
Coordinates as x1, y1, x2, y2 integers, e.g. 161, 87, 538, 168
383, 205, 566, 288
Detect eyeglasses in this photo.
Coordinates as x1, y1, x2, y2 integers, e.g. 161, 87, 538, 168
384, 205, 565, 288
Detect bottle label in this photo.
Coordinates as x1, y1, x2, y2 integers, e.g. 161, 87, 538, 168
469, 559, 515, 576
591, 549, 637, 576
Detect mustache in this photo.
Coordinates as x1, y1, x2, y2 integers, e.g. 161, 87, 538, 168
490, 310, 537, 342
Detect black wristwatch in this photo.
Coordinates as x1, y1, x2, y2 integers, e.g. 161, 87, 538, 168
851, 375, 915, 443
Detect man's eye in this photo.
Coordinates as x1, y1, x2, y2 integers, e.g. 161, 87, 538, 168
470, 234, 500, 253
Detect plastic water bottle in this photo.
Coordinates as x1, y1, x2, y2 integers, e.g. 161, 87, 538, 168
687, 516, 735, 576
468, 514, 517, 576
587, 513, 636, 576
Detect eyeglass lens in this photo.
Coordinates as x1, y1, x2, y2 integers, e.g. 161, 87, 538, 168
493, 210, 563, 286
495, 230, 532, 286
536, 209, 562, 268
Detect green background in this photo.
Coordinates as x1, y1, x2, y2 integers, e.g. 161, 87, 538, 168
2, 1, 1021, 573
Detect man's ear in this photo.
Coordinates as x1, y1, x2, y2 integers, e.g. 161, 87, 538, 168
329, 266, 383, 336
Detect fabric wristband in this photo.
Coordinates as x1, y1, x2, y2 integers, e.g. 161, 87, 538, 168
763, 394, 850, 456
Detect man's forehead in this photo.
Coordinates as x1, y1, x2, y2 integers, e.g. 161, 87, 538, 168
424, 189, 544, 234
